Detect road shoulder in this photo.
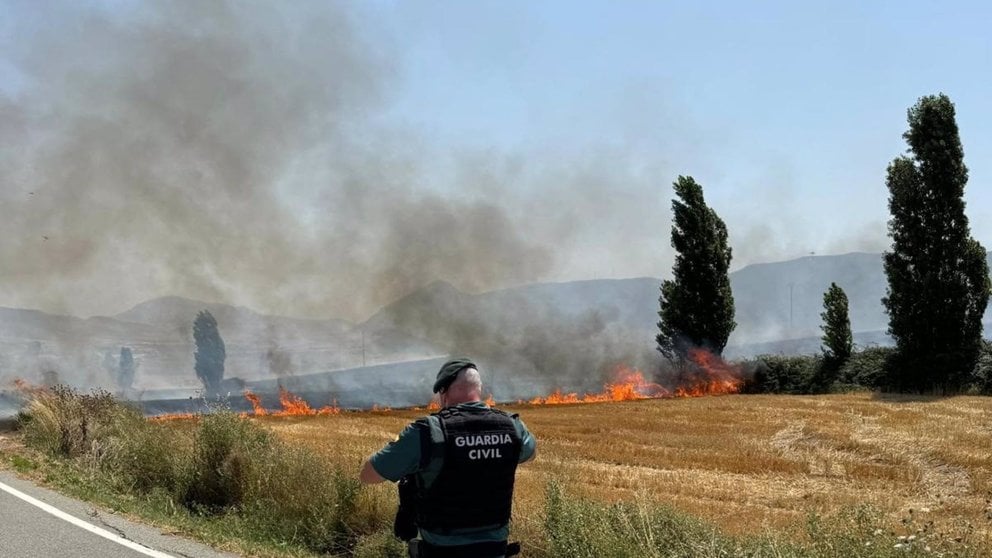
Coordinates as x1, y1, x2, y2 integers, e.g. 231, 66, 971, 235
0, 453, 239, 558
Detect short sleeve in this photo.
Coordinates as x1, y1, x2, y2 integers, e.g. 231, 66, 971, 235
368, 422, 423, 482
514, 417, 537, 463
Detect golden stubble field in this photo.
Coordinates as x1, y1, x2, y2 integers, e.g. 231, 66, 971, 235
262, 393, 992, 546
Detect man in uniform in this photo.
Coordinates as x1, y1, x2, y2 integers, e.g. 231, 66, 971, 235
359, 358, 536, 558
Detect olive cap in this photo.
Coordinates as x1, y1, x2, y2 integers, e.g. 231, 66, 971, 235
433, 358, 476, 393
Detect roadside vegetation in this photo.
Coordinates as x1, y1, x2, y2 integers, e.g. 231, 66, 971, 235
8, 386, 387, 557
3, 386, 990, 557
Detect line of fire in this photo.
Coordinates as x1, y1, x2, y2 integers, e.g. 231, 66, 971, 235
129, 347, 745, 421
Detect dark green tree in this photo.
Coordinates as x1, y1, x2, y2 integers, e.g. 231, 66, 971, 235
657, 175, 736, 361
193, 310, 226, 397
882, 94, 991, 392
820, 283, 853, 363
117, 347, 135, 394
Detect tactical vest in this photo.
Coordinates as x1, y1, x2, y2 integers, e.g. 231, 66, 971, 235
414, 405, 522, 532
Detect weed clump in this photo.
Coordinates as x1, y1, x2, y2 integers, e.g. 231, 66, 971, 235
16, 387, 379, 556
183, 411, 270, 510
239, 445, 361, 553
18, 385, 130, 458
17, 385, 185, 494
541, 481, 980, 558
352, 530, 407, 558
544, 480, 729, 558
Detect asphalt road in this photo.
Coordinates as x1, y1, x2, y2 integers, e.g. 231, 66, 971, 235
0, 469, 237, 558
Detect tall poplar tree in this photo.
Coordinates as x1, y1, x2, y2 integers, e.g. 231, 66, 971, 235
117, 346, 135, 394
193, 310, 226, 397
657, 175, 736, 361
883, 94, 990, 392
820, 283, 853, 363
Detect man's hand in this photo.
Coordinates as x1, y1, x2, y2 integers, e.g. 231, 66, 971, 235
359, 460, 387, 484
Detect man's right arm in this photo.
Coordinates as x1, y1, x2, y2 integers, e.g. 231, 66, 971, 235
360, 422, 423, 483
359, 460, 387, 484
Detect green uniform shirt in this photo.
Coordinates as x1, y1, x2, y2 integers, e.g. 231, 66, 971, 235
369, 401, 536, 547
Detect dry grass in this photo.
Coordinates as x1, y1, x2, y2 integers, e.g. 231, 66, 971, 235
260, 393, 992, 549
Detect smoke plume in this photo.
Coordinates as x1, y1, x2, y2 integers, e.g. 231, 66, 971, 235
0, 1, 564, 321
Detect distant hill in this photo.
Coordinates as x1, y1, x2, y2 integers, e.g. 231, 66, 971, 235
368, 252, 992, 365
0, 296, 440, 391
730, 252, 889, 344
115, 296, 354, 343
2, 252, 989, 395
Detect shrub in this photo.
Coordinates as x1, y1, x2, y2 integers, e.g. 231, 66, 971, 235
180, 412, 370, 553
742, 355, 821, 394
182, 411, 271, 511
741, 348, 902, 394
102, 419, 186, 494
839, 346, 896, 389
19, 385, 136, 459
18, 385, 186, 494
972, 340, 992, 394
542, 482, 968, 558
352, 530, 407, 558
240, 445, 361, 554
543, 480, 730, 557
16, 388, 383, 555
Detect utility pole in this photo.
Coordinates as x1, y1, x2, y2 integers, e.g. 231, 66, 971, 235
361, 330, 366, 368
789, 283, 795, 336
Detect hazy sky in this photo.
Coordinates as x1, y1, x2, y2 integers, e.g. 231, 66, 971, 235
0, 1, 989, 320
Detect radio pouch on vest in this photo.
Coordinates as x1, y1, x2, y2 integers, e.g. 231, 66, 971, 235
394, 475, 418, 541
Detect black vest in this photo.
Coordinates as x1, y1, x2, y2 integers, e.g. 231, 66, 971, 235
415, 405, 522, 532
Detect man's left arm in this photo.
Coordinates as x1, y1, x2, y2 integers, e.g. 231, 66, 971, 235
515, 417, 537, 463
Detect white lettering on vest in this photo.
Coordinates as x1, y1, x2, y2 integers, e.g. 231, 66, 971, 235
454, 433, 513, 448
468, 448, 504, 460
455, 431, 513, 460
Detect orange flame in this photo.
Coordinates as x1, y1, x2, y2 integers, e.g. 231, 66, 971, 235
525, 350, 742, 406
150, 350, 743, 421
244, 390, 267, 416
241, 387, 341, 417
677, 348, 745, 397
10, 377, 46, 396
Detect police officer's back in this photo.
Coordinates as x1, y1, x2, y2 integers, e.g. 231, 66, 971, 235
359, 359, 537, 558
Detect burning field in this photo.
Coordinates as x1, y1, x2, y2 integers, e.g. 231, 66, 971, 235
6, 352, 992, 555
262, 392, 992, 551
141, 348, 746, 419
6, 364, 992, 556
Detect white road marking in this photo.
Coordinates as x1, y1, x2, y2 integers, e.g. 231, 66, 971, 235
0, 479, 176, 558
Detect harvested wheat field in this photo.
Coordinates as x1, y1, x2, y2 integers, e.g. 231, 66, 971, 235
263, 392, 992, 547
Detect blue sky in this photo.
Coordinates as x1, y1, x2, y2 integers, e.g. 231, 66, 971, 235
360, 0, 992, 256
0, 1, 990, 318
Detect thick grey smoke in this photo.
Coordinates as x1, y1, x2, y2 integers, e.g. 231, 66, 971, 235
0, 1, 558, 321
3, 2, 890, 404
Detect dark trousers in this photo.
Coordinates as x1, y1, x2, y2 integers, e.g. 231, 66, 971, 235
407, 539, 518, 558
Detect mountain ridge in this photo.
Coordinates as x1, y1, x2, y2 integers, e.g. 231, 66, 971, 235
2, 251, 990, 391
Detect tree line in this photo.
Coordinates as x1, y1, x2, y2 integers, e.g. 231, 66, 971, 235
657, 93, 991, 394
